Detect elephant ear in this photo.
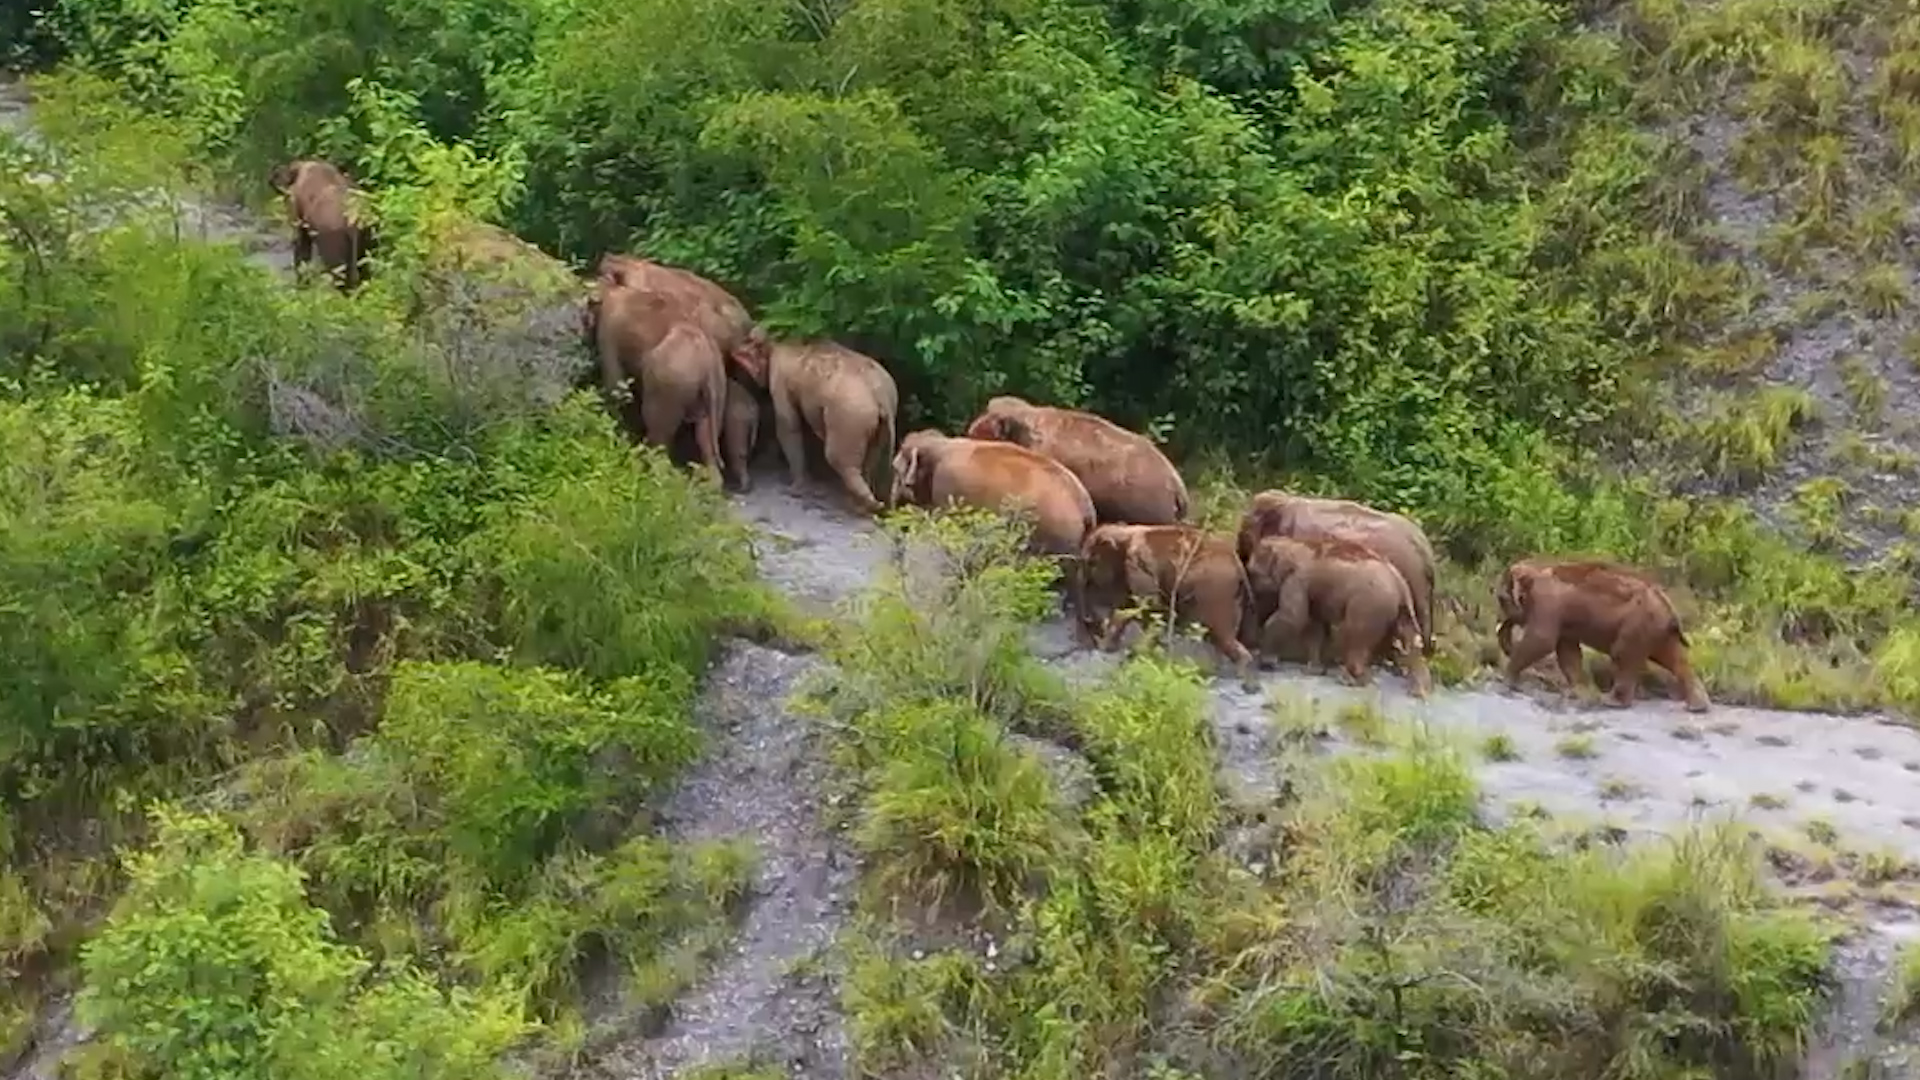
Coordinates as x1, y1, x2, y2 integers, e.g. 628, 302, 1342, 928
996, 413, 1037, 446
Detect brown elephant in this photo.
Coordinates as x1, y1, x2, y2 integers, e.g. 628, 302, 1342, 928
1495, 558, 1710, 713
963, 396, 1189, 525
595, 254, 773, 381
1236, 491, 1437, 661
720, 372, 763, 492
1245, 534, 1431, 697
730, 339, 898, 514
269, 159, 375, 291
1080, 523, 1256, 688
586, 284, 729, 487
889, 430, 1097, 614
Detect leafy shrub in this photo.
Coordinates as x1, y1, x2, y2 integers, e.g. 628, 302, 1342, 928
76, 806, 531, 1080
822, 512, 1835, 1080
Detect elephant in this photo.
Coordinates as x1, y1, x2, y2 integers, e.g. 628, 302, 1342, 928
731, 338, 898, 514
1244, 534, 1431, 697
269, 159, 376, 291
1236, 490, 1437, 661
888, 429, 1097, 615
963, 396, 1189, 525
1080, 523, 1256, 689
585, 283, 730, 488
1495, 558, 1711, 713
594, 254, 772, 382
720, 371, 764, 493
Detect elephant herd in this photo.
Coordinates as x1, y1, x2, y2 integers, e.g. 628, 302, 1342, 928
272, 156, 1716, 717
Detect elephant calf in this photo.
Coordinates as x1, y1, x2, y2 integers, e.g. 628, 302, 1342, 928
964, 396, 1189, 525
1246, 534, 1431, 698
1237, 490, 1437, 662
270, 158, 375, 291
738, 339, 898, 515
1080, 523, 1256, 689
1495, 558, 1710, 713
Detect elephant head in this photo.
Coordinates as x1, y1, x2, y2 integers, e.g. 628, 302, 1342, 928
1244, 536, 1306, 601
888, 429, 949, 509
964, 396, 1038, 446
728, 324, 773, 387
268, 161, 301, 193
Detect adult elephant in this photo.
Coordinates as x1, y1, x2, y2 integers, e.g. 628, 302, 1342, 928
732, 338, 898, 515
1496, 558, 1710, 713
888, 430, 1097, 620
1235, 491, 1437, 660
270, 158, 376, 291
595, 254, 772, 381
963, 396, 1189, 525
584, 283, 729, 488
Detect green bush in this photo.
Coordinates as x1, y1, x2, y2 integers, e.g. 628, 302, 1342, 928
0, 78, 771, 1064
76, 806, 531, 1080
824, 512, 1836, 1080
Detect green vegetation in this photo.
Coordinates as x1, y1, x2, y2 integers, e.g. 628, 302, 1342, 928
817, 511, 1837, 1080
11, 0, 1920, 1073
0, 71, 775, 1074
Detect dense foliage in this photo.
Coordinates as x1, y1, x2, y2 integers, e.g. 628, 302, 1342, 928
0, 73, 771, 1074
27, 0, 1680, 556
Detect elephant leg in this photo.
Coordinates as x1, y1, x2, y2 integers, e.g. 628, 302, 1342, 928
292, 226, 313, 270
1502, 619, 1558, 689
1260, 579, 1312, 664
692, 408, 726, 489
1333, 619, 1374, 687
1553, 638, 1592, 704
1203, 610, 1257, 691
773, 393, 808, 491
639, 394, 682, 452
1402, 642, 1433, 699
1603, 638, 1650, 708
1652, 635, 1712, 714
823, 409, 884, 515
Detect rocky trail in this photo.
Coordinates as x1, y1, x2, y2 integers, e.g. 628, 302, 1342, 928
6, 73, 1920, 1080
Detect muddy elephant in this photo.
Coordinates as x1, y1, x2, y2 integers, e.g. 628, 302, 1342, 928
729, 339, 898, 514
1495, 558, 1710, 713
1245, 534, 1431, 697
595, 254, 772, 381
889, 430, 1097, 614
269, 159, 375, 291
1080, 523, 1256, 688
963, 396, 1189, 525
1236, 491, 1437, 661
585, 284, 730, 487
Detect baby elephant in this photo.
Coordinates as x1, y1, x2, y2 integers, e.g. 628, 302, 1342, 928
1495, 558, 1711, 713
1245, 534, 1431, 697
964, 396, 1189, 524
1080, 523, 1256, 689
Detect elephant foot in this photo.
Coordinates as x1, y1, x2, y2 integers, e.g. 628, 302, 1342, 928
1684, 692, 1712, 714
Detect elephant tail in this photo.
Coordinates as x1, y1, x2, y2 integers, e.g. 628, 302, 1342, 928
1173, 475, 1192, 523
871, 406, 897, 502
1397, 588, 1425, 657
